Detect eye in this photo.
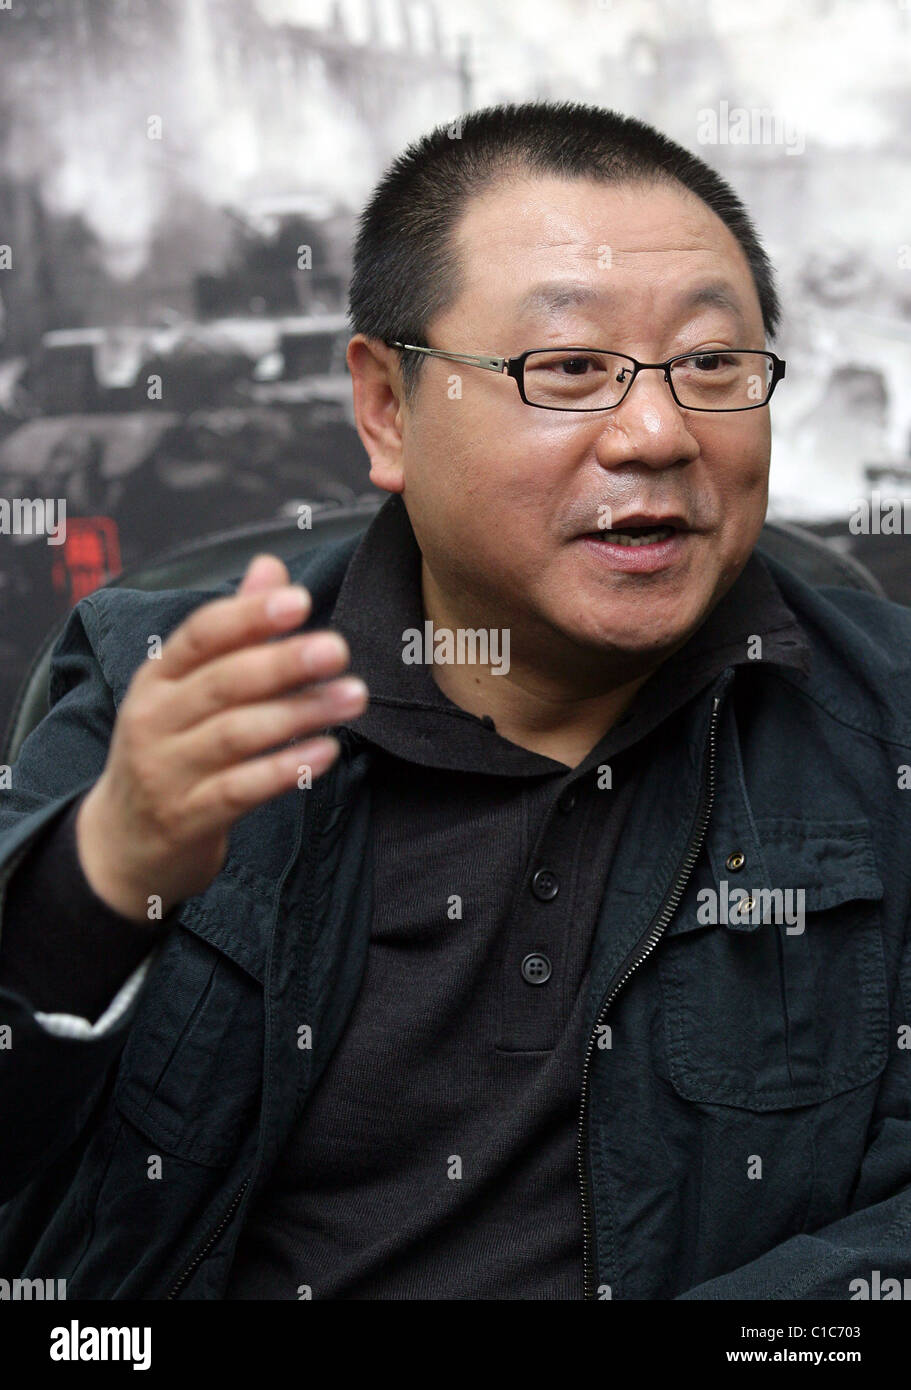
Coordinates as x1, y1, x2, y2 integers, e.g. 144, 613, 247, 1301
529, 353, 604, 376
553, 355, 596, 376
689, 352, 737, 372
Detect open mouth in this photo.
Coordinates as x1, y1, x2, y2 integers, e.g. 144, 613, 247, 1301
585, 524, 678, 547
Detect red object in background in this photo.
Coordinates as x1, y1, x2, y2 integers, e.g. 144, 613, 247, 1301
50, 516, 122, 605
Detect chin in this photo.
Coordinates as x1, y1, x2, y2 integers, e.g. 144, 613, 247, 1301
589, 595, 709, 649
607, 629, 693, 661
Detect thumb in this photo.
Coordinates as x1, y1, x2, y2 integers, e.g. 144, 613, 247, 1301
238, 552, 293, 596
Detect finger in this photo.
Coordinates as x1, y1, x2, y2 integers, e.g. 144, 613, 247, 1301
237, 553, 291, 596
157, 582, 313, 682
165, 628, 352, 732
172, 677, 368, 774
183, 736, 342, 834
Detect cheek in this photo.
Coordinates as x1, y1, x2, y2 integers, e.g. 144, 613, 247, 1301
424, 415, 558, 532
708, 421, 771, 509
709, 455, 770, 584
405, 422, 543, 589
716, 460, 769, 514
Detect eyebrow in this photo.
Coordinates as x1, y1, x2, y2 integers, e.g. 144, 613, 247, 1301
515, 279, 748, 330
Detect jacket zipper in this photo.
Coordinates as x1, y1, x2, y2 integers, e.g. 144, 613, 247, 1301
165, 1178, 251, 1295
167, 1177, 250, 1299
576, 691, 723, 1300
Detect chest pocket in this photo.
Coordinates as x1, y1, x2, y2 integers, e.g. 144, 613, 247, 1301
655, 818, 889, 1109
112, 924, 264, 1167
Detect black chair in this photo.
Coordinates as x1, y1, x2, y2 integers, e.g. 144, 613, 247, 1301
1, 500, 884, 768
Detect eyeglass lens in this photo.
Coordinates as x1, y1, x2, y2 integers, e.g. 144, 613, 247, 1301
522, 350, 773, 411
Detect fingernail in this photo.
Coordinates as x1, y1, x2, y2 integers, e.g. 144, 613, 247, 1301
335, 677, 368, 705
266, 586, 310, 619
303, 633, 348, 667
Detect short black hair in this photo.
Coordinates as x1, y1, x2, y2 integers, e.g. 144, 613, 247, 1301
348, 99, 781, 406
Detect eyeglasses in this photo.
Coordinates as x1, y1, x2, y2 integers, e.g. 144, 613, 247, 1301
385, 342, 786, 413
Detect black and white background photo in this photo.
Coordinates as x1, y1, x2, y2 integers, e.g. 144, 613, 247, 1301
1, 0, 909, 738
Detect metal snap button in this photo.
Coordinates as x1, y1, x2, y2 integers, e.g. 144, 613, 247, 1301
725, 851, 746, 872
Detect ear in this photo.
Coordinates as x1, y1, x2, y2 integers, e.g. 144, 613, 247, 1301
346, 335, 405, 494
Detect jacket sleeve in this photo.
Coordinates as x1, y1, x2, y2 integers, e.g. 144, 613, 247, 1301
0, 594, 167, 1201
0, 789, 172, 1023
677, 926, 911, 1301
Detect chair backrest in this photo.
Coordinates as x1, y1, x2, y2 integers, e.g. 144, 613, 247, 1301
1, 500, 884, 767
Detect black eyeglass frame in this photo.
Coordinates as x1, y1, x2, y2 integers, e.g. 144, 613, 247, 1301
385, 341, 787, 413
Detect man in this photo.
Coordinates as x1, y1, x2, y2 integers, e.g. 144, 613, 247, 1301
1, 101, 910, 1300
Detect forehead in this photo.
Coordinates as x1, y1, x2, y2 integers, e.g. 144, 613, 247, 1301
449, 174, 759, 321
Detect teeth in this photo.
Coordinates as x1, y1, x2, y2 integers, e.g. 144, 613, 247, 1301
595, 526, 673, 547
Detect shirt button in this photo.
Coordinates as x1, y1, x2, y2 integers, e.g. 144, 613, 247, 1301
557, 788, 577, 813
531, 868, 560, 900
521, 952, 552, 985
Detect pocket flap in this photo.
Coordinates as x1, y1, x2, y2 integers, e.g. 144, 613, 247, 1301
113, 926, 263, 1167
662, 817, 885, 937
751, 818, 883, 912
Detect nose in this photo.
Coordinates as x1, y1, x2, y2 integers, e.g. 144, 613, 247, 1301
592, 367, 701, 472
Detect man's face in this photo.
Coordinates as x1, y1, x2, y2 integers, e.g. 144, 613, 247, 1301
374, 176, 773, 682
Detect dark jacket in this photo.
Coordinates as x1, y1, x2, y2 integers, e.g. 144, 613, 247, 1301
1, 529, 911, 1300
